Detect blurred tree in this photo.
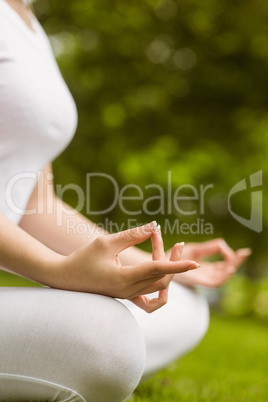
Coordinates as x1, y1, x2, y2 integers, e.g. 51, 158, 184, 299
34, 0, 267, 278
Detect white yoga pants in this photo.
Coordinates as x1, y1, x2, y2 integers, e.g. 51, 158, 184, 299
0, 282, 209, 402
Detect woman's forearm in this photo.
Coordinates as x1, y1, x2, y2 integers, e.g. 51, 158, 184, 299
18, 164, 251, 291
20, 195, 100, 255
20, 195, 151, 263
19, 165, 152, 264
0, 213, 63, 284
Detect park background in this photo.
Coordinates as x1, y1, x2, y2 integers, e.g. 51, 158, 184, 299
1, 0, 267, 400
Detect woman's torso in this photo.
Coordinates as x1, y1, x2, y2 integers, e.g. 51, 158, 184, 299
0, 0, 77, 223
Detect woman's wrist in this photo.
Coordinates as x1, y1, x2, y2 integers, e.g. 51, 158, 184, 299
35, 251, 67, 288
0, 212, 69, 287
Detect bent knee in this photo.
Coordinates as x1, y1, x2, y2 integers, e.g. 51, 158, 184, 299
0, 290, 145, 402
76, 299, 146, 401
168, 284, 209, 351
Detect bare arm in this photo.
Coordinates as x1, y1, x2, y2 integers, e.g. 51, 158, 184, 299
19, 164, 251, 290
0, 212, 63, 284
19, 164, 150, 264
1, 165, 198, 312
0, 211, 198, 312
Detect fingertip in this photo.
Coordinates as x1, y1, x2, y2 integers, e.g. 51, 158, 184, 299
175, 241, 184, 249
141, 220, 161, 232
152, 220, 158, 229
169, 242, 182, 261
176, 259, 201, 270
111, 221, 159, 253
143, 221, 156, 232
235, 249, 252, 265
173, 242, 181, 250
179, 241, 185, 253
238, 248, 252, 256
173, 241, 184, 250
147, 220, 162, 235
219, 240, 228, 249
138, 221, 159, 237
187, 260, 201, 270
155, 224, 162, 236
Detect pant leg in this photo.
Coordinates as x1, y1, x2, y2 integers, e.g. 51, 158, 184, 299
0, 287, 146, 402
120, 281, 210, 380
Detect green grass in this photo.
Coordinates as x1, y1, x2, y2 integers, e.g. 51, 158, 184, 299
1, 272, 267, 401
0, 271, 42, 288
130, 314, 268, 402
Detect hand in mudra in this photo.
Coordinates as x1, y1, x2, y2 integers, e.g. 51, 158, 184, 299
167, 239, 252, 288
57, 222, 199, 313
130, 226, 184, 313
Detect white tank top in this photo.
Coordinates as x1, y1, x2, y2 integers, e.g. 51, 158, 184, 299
0, 0, 78, 224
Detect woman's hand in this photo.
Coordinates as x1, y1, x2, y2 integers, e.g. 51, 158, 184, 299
50, 222, 199, 307
129, 226, 185, 313
167, 239, 252, 288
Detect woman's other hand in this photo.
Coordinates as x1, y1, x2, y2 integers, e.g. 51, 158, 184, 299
167, 239, 251, 288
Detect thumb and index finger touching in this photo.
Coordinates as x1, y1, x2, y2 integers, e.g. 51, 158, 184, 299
106, 221, 198, 280
108, 220, 188, 262
105, 221, 252, 267
132, 222, 185, 312
107, 221, 157, 255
